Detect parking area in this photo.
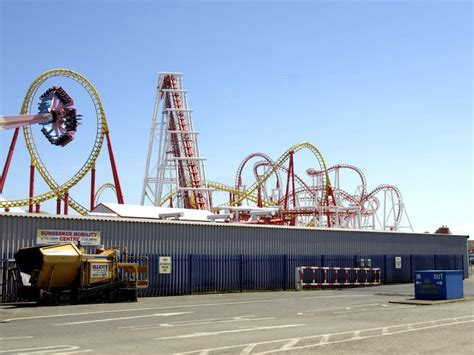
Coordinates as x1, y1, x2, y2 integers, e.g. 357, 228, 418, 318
0, 279, 473, 354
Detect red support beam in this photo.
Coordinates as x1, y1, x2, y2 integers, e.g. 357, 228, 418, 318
56, 197, 61, 215
35, 203, 40, 213
64, 191, 69, 215
90, 163, 96, 211
0, 128, 20, 193
104, 132, 124, 204
257, 187, 262, 208
28, 163, 35, 213
290, 153, 296, 208
283, 151, 294, 210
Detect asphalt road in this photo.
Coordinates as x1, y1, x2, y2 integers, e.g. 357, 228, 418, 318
0, 280, 473, 354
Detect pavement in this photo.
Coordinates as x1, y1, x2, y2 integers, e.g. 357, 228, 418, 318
0, 276, 473, 354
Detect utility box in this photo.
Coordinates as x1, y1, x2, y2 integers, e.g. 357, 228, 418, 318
414, 270, 464, 300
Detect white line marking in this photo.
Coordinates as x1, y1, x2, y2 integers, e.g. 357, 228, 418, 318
1, 294, 365, 322
333, 305, 415, 314
176, 316, 474, 354
0, 345, 81, 354
352, 331, 361, 339
241, 343, 258, 354
119, 315, 258, 329
319, 335, 329, 344
157, 324, 305, 340
123, 317, 276, 331
281, 338, 300, 349
54, 312, 191, 326
256, 320, 474, 353
0, 336, 33, 341
302, 303, 382, 313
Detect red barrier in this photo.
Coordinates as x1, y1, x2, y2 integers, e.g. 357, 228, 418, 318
295, 266, 381, 290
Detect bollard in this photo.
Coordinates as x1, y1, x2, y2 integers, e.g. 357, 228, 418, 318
295, 267, 302, 291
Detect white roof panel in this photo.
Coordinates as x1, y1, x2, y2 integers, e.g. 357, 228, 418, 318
91, 203, 213, 222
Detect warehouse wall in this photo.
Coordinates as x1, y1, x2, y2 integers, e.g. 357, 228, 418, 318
0, 213, 469, 300
1, 212, 468, 262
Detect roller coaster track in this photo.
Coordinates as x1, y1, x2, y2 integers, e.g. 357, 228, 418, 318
252, 160, 313, 204
158, 181, 260, 208
94, 183, 117, 206
362, 184, 403, 227
231, 142, 331, 207
235, 152, 282, 190
307, 164, 367, 198
162, 75, 207, 210
0, 69, 107, 214
280, 186, 361, 210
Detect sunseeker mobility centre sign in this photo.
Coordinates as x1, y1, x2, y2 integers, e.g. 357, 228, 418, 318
36, 229, 101, 246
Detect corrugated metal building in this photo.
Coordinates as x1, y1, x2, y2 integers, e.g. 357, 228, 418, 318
0, 212, 469, 300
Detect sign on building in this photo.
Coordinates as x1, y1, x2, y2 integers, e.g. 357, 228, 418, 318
395, 256, 402, 269
159, 256, 172, 274
36, 229, 101, 246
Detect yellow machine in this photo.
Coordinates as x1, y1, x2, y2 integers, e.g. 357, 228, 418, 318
14, 243, 148, 305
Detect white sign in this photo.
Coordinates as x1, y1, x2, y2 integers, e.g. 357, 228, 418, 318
159, 256, 172, 274
36, 229, 101, 246
91, 263, 109, 277
395, 256, 402, 269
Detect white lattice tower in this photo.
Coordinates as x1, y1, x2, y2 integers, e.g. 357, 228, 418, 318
141, 73, 211, 209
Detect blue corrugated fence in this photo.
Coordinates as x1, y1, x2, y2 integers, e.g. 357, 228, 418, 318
0, 253, 466, 301
133, 253, 465, 297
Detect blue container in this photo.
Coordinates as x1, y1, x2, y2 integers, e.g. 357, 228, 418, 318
414, 270, 464, 300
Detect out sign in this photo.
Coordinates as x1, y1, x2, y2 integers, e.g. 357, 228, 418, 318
159, 256, 172, 274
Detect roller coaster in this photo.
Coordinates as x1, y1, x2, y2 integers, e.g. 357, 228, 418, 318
0, 69, 122, 214
145, 73, 412, 231
1, 70, 412, 231
211, 148, 411, 230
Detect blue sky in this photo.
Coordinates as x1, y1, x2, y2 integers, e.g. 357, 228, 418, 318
0, 0, 472, 236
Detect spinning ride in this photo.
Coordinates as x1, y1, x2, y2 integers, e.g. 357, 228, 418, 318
0, 69, 123, 214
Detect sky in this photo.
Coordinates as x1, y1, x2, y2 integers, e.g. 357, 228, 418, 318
0, 0, 472, 236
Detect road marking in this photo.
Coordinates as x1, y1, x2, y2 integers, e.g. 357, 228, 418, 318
120, 316, 276, 331
351, 331, 361, 339
0, 336, 33, 341
300, 303, 382, 314
54, 312, 192, 325
176, 315, 474, 354
1, 294, 365, 322
255, 320, 474, 353
304, 303, 381, 313
0, 345, 89, 354
157, 324, 305, 340
319, 335, 329, 344
119, 316, 248, 329
241, 343, 258, 354
281, 338, 299, 349
333, 305, 415, 314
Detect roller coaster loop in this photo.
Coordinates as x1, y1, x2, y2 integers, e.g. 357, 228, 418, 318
0, 69, 123, 214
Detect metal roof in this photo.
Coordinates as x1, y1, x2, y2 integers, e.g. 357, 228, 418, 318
91, 202, 214, 222
0, 211, 469, 239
